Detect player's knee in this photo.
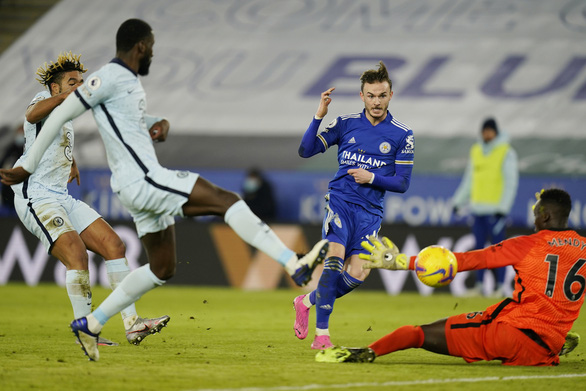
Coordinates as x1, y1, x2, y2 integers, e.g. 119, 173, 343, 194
103, 236, 126, 259
58, 246, 89, 270
221, 190, 241, 207
345, 259, 370, 281
347, 266, 370, 281
217, 190, 242, 215
151, 262, 176, 280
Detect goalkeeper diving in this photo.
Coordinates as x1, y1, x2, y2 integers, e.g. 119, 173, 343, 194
317, 188, 582, 366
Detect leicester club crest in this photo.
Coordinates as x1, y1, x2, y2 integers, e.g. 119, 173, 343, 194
379, 142, 391, 154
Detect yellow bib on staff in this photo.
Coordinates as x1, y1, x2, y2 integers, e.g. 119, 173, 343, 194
470, 143, 509, 205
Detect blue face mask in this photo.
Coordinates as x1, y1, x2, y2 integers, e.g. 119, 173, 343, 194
243, 177, 261, 193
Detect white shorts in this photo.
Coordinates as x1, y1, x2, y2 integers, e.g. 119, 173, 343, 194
116, 167, 199, 238
14, 192, 101, 254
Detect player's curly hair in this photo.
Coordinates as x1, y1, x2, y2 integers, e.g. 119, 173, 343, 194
36, 51, 87, 86
360, 61, 392, 92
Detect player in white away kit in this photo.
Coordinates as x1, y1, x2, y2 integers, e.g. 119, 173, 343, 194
0, 19, 328, 361
11, 52, 168, 347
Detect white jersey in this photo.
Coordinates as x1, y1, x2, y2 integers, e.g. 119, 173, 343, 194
75, 58, 162, 192
12, 90, 73, 199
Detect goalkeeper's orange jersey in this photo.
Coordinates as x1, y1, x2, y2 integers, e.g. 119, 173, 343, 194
455, 229, 586, 354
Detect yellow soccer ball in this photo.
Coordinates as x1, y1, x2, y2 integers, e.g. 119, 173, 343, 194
415, 246, 458, 288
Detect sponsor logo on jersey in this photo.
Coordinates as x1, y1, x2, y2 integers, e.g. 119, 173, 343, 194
405, 135, 414, 149
348, 137, 356, 144
87, 76, 101, 91
340, 151, 388, 169
401, 135, 415, 154
379, 142, 391, 154
176, 171, 189, 178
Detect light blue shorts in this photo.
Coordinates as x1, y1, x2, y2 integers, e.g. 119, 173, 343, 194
14, 192, 100, 253
116, 167, 199, 238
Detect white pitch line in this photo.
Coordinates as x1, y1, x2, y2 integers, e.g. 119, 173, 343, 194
187, 373, 586, 391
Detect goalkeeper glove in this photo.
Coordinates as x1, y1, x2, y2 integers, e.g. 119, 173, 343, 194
359, 235, 408, 270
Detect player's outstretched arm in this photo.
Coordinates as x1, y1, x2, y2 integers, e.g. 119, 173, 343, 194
299, 87, 336, 158
20, 93, 87, 176
0, 166, 31, 186
315, 87, 335, 119
26, 83, 81, 124
360, 236, 408, 270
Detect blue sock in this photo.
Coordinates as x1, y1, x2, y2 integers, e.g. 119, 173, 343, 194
336, 271, 363, 298
307, 271, 363, 306
315, 256, 344, 330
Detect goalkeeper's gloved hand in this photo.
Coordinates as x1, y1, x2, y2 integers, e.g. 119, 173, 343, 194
359, 235, 408, 270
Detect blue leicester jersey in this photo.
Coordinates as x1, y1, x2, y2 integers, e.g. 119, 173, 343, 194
314, 110, 414, 215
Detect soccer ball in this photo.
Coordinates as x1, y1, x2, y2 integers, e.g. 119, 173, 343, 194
415, 246, 457, 288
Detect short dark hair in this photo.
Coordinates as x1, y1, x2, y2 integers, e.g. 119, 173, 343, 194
540, 188, 572, 219
360, 61, 392, 92
116, 19, 152, 52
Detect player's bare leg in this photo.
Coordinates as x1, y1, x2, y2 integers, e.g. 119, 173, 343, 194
183, 176, 328, 286
52, 231, 92, 317
141, 225, 178, 280
53, 231, 102, 359
82, 218, 170, 344
420, 319, 449, 355
70, 227, 172, 360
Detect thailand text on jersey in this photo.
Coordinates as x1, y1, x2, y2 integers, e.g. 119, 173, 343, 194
318, 110, 414, 214
75, 58, 161, 193
455, 229, 586, 354
12, 90, 74, 198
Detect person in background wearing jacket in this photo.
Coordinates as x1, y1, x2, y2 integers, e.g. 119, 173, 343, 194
452, 118, 519, 297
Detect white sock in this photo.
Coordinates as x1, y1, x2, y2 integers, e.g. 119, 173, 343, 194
92, 264, 165, 330
105, 258, 139, 329
224, 200, 296, 272
302, 294, 313, 308
65, 269, 92, 318
316, 328, 330, 336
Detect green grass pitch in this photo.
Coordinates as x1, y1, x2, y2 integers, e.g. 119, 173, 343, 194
0, 283, 585, 391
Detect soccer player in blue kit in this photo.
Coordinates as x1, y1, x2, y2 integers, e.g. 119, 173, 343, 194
0, 19, 328, 361
294, 61, 415, 349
